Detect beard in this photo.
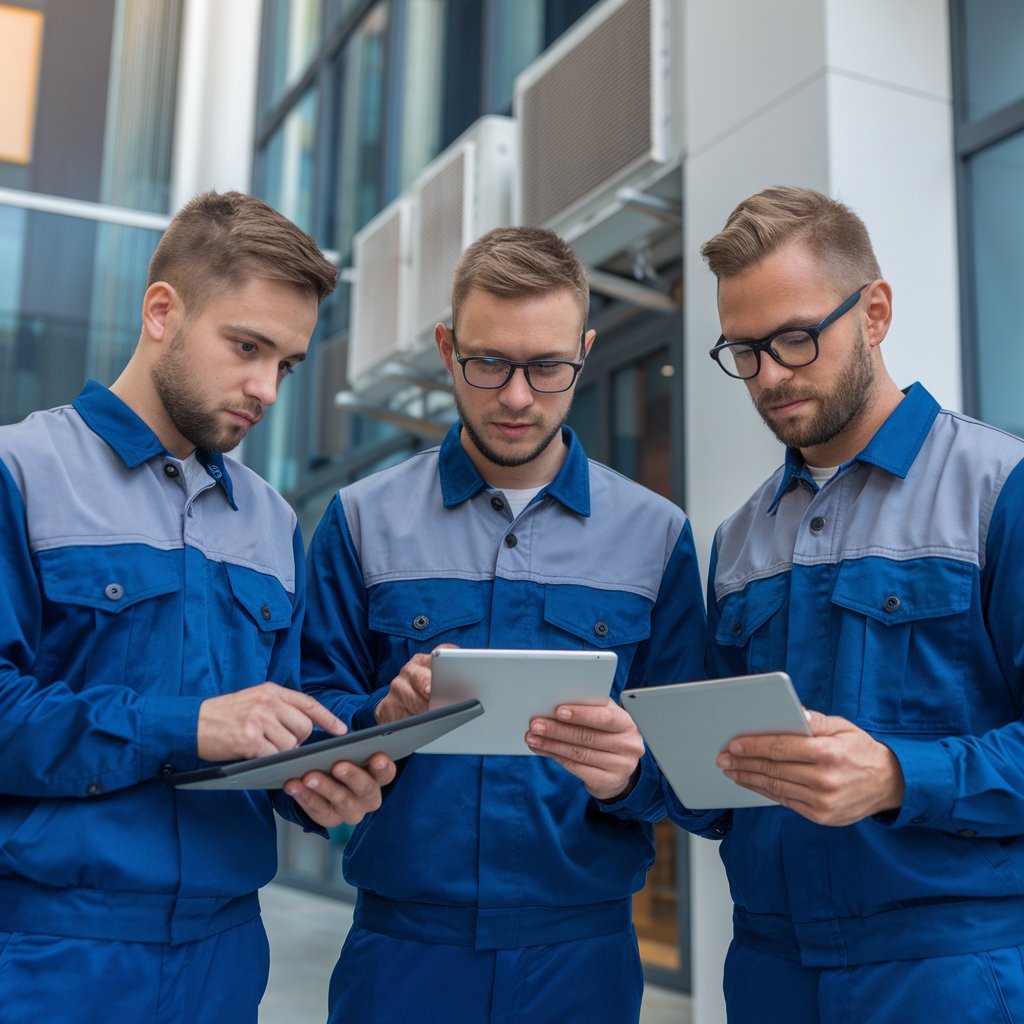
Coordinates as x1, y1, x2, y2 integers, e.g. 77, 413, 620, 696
152, 331, 262, 454
754, 326, 876, 451
454, 389, 571, 469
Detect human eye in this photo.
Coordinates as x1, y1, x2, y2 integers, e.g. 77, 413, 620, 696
235, 339, 259, 357
771, 330, 816, 364
528, 360, 564, 380
473, 357, 511, 381
278, 361, 295, 378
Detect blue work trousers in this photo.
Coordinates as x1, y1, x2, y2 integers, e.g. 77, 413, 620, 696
328, 924, 645, 1024
0, 917, 269, 1024
725, 940, 1024, 1023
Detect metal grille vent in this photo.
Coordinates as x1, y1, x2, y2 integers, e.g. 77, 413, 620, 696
415, 145, 468, 334
349, 203, 406, 383
519, 0, 653, 228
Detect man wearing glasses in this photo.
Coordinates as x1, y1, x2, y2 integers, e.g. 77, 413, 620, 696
665, 185, 1024, 1022
301, 226, 706, 1024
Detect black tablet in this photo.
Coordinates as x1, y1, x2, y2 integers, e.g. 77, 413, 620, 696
163, 698, 484, 790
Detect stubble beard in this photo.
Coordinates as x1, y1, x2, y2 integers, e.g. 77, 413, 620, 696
455, 389, 571, 469
152, 331, 260, 454
754, 328, 876, 451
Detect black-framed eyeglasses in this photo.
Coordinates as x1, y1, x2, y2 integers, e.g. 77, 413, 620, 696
451, 330, 586, 393
709, 286, 868, 380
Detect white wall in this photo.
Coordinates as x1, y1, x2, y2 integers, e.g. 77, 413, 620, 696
680, 3, 956, 1022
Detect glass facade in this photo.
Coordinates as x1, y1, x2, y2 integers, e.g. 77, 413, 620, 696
0, 0, 180, 426
952, 0, 1024, 430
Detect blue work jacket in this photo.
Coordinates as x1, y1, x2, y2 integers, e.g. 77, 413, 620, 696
302, 423, 707, 949
665, 383, 1024, 967
0, 382, 314, 944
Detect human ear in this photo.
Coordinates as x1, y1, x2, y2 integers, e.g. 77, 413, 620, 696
862, 280, 893, 349
141, 282, 182, 343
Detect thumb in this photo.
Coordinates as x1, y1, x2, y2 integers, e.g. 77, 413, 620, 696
804, 708, 849, 736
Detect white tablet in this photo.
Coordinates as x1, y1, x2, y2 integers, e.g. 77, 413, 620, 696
421, 648, 617, 755
164, 699, 483, 790
622, 672, 812, 809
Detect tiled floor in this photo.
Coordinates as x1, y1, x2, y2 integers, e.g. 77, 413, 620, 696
260, 882, 692, 1023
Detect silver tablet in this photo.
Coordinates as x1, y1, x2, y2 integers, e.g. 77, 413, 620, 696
622, 672, 812, 809
421, 648, 618, 756
164, 699, 483, 790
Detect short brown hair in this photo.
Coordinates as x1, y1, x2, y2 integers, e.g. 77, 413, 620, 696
147, 191, 338, 314
701, 185, 881, 291
451, 226, 589, 329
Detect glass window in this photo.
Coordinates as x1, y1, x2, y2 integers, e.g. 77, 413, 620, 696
612, 348, 674, 499
490, 0, 544, 112
329, 2, 390, 260
0, 205, 160, 426
969, 130, 1024, 437
261, 0, 323, 112
962, 0, 1024, 122
260, 88, 318, 235
397, 0, 446, 190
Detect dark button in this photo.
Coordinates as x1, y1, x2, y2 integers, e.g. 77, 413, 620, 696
959, 829, 977, 838
86, 783, 103, 796
163, 463, 179, 477
104, 583, 125, 601
911, 816, 924, 824
412, 614, 429, 631
490, 496, 505, 511
158, 763, 176, 777
809, 516, 827, 533
504, 534, 518, 548
883, 595, 901, 612
594, 621, 609, 638
731, 622, 743, 636
260, 604, 272, 622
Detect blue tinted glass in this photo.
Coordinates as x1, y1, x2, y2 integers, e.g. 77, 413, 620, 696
963, 0, 1024, 121
261, 0, 323, 112
971, 130, 1024, 436
260, 89, 318, 234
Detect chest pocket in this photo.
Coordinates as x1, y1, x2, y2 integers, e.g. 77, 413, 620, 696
543, 586, 653, 696
36, 544, 182, 691
368, 579, 487, 675
714, 574, 788, 676
829, 556, 973, 731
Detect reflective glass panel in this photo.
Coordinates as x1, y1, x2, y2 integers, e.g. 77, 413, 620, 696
261, 88, 318, 235
970, 130, 1024, 437
261, 0, 323, 111
963, 0, 1024, 121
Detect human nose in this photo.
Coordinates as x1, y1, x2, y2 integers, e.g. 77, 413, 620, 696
498, 366, 535, 410
753, 348, 795, 388
245, 362, 280, 407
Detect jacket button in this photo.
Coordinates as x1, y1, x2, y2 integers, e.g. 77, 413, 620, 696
104, 583, 125, 601
260, 604, 272, 621
883, 595, 901, 612
163, 463, 179, 477
87, 783, 103, 796
505, 534, 518, 548
731, 622, 743, 636
490, 496, 505, 511
158, 763, 176, 776
412, 615, 429, 631
594, 621, 609, 638
809, 516, 826, 532
959, 829, 977, 838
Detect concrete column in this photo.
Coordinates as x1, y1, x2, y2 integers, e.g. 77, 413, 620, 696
679, 3, 956, 1022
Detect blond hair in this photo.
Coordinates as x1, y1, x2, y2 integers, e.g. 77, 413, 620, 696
701, 185, 881, 290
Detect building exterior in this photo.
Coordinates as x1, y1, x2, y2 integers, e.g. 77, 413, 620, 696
2, 0, 1022, 1020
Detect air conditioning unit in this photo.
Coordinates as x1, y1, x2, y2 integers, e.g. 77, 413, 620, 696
514, 0, 683, 267
410, 115, 517, 353
347, 197, 414, 393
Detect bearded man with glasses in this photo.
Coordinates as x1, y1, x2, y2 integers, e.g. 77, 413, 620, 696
301, 225, 706, 1024
655, 185, 1024, 1023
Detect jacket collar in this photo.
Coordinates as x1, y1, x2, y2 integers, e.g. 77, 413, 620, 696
72, 379, 237, 507
767, 382, 939, 513
438, 421, 591, 517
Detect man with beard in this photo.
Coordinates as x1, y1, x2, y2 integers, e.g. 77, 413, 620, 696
301, 225, 706, 1024
0, 191, 396, 1023
657, 186, 1024, 1022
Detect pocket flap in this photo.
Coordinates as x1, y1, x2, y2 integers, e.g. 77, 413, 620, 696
714, 575, 787, 646
38, 544, 181, 614
368, 580, 484, 641
225, 562, 294, 631
543, 586, 653, 649
830, 556, 973, 625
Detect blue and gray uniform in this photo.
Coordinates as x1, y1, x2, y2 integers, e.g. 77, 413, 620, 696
669, 383, 1024, 1022
302, 423, 706, 1024
0, 381, 315, 1023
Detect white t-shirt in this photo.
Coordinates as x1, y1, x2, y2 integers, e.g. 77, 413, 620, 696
805, 462, 839, 487
493, 485, 545, 519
